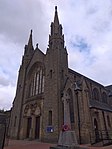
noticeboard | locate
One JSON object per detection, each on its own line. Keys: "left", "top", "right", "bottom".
{"left": 46, "top": 126, "right": 54, "bottom": 133}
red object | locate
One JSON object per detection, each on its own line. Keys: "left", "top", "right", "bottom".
{"left": 62, "top": 124, "right": 70, "bottom": 131}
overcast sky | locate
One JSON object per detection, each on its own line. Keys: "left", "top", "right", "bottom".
{"left": 1, "top": 0, "right": 112, "bottom": 110}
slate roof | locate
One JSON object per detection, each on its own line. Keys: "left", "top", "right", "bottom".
{"left": 89, "top": 99, "right": 112, "bottom": 112}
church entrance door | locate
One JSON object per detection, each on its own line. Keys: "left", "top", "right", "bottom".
{"left": 35, "top": 116, "right": 40, "bottom": 139}
{"left": 26, "top": 117, "right": 32, "bottom": 138}
{"left": 94, "top": 118, "right": 100, "bottom": 142}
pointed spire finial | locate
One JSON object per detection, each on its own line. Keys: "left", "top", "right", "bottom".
{"left": 36, "top": 43, "right": 38, "bottom": 48}
{"left": 24, "top": 29, "right": 34, "bottom": 56}
{"left": 55, "top": 6, "right": 57, "bottom": 12}
{"left": 54, "top": 6, "right": 59, "bottom": 25}
{"left": 31, "top": 29, "right": 32, "bottom": 34}
{"left": 28, "top": 29, "right": 33, "bottom": 47}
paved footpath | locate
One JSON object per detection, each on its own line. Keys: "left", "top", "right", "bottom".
{"left": 3, "top": 139, "right": 112, "bottom": 149}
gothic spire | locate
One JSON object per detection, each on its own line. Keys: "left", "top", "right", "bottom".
{"left": 28, "top": 29, "right": 33, "bottom": 48}
{"left": 54, "top": 6, "right": 59, "bottom": 25}
{"left": 50, "top": 6, "right": 62, "bottom": 36}
{"left": 24, "top": 29, "right": 34, "bottom": 56}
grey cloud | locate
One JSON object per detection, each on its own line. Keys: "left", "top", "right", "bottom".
{"left": 0, "top": 85, "right": 15, "bottom": 110}
{"left": 0, "top": 0, "right": 50, "bottom": 50}
{"left": 1, "top": 0, "right": 112, "bottom": 110}
{"left": 0, "top": 75, "right": 9, "bottom": 86}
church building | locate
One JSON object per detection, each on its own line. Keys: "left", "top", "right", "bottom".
{"left": 9, "top": 6, "right": 112, "bottom": 144}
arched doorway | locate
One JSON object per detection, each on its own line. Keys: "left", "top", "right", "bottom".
{"left": 94, "top": 118, "right": 100, "bottom": 142}
{"left": 26, "top": 117, "right": 32, "bottom": 138}
{"left": 24, "top": 104, "right": 41, "bottom": 139}
{"left": 35, "top": 116, "right": 40, "bottom": 139}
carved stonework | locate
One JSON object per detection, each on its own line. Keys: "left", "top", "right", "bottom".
{"left": 30, "top": 104, "right": 35, "bottom": 115}
{"left": 62, "top": 91, "right": 71, "bottom": 127}
{"left": 24, "top": 103, "right": 40, "bottom": 116}
{"left": 35, "top": 106, "right": 40, "bottom": 116}
{"left": 24, "top": 105, "right": 29, "bottom": 114}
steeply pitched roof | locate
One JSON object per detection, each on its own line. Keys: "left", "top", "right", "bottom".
{"left": 89, "top": 99, "right": 112, "bottom": 112}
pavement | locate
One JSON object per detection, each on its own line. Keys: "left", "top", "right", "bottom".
{"left": 3, "top": 139, "right": 112, "bottom": 149}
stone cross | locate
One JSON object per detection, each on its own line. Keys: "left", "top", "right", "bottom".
{"left": 57, "top": 90, "right": 83, "bottom": 148}
{"left": 62, "top": 91, "right": 71, "bottom": 128}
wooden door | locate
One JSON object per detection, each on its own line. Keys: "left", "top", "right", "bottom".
{"left": 26, "top": 117, "right": 32, "bottom": 138}
{"left": 35, "top": 116, "right": 40, "bottom": 139}
{"left": 94, "top": 118, "right": 99, "bottom": 142}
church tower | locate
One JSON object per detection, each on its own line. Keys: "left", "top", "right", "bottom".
{"left": 9, "top": 30, "right": 34, "bottom": 139}
{"left": 42, "top": 6, "right": 68, "bottom": 142}
{"left": 22, "top": 30, "right": 34, "bottom": 65}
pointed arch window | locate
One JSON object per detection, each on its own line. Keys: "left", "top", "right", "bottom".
{"left": 107, "top": 115, "right": 111, "bottom": 127}
{"left": 93, "top": 88, "right": 99, "bottom": 101}
{"left": 28, "top": 66, "right": 44, "bottom": 97}
{"left": 42, "top": 76, "right": 45, "bottom": 93}
{"left": 102, "top": 92, "right": 107, "bottom": 103}
{"left": 59, "top": 24, "right": 62, "bottom": 35}
{"left": 36, "top": 73, "right": 39, "bottom": 95}
{"left": 48, "top": 110, "right": 52, "bottom": 125}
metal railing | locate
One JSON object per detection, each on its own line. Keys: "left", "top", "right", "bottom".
{"left": 90, "top": 130, "right": 112, "bottom": 146}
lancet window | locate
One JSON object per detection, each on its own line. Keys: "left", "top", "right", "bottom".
{"left": 28, "top": 66, "right": 44, "bottom": 97}
{"left": 102, "top": 92, "right": 107, "bottom": 104}
{"left": 92, "top": 88, "right": 99, "bottom": 101}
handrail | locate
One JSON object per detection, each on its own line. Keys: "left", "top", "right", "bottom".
{"left": 90, "top": 130, "right": 112, "bottom": 146}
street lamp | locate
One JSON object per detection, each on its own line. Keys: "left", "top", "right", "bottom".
{"left": 74, "top": 82, "right": 82, "bottom": 144}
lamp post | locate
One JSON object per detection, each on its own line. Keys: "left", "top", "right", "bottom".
{"left": 74, "top": 82, "right": 82, "bottom": 144}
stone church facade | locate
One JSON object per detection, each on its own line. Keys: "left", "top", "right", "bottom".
{"left": 9, "top": 7, "right": 112, "bottom": 144}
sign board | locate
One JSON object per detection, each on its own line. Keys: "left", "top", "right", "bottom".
{"left": 46, "top": 126, "right": 54, "bottom": 133}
